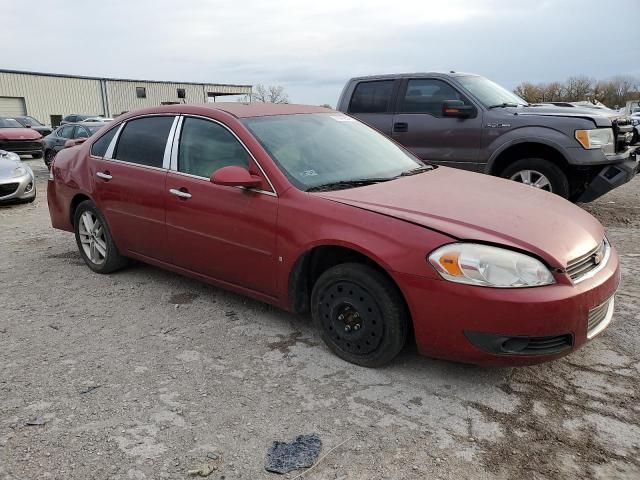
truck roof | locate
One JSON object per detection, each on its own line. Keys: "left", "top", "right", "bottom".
{"left": 345, "top": 72, "right": 480, "bottom": 82}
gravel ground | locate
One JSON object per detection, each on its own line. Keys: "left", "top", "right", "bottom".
{"left": 1, "top": 159, "right": 639, "bottom": 480}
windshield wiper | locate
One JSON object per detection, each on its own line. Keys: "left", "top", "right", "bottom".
{"left": 306, "top": 177, "right": 394, "bottom": 192}
{"left": 398, "top": 165, "right": 435, "bottom": 177}
{"left": 487, "top": 102, "right": 520, "bottom": 109}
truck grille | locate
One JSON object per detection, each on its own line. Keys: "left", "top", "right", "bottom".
{"left": 587, "top": 296, "right": 614, "bottom": 339}
{"left": 0, "top": 183, "right": 19, "bottom": 197}
{"left": 566, "top": 240, "right": 609, "bottom": 282}
{"left": 612, "top": 118, "right": 633, "bottom": 153}
{"left": 0, "top": 140, "right": 42, "bottom": 152}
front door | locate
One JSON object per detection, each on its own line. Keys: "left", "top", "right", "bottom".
{"left": 392, "top": 78, "right": 483, "bottom": 171}
{"left": 165, "top": 116, "right": 278, "bottom": 296}
{"left": 92, "top": 115, "right": 176, "bottom": 262}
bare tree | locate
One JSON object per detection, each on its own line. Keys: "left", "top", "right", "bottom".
{"left": 249, "top": 84, "right": 290, "bottom": 104}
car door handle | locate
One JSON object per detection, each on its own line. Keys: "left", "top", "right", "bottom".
{"left": 96, "top": 171, "right": 112, "bottom": 181}
{"left": 169, "top": 188, "right": 192, "bottom": 199}
{"left": 393, "top": 122, "right": 408, "bottom": 133}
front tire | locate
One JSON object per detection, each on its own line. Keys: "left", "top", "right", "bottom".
{"left": 44, "top": 149, "right": 56, "bottom": 168}
{"left": 501, "top": 158, "right": 569, "bottom": 199}
{"left": 32, "top": 151, "right": 43, "bottom": 159}
{"left": 311, "top": 263, "right": 408, "bottom": 367}
{"left": 73, "top": 200, "right": 127, "bottom": 274}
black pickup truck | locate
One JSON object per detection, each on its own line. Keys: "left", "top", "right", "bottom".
{"left": 337, "top": 72, "right": 638, "bottom": 201}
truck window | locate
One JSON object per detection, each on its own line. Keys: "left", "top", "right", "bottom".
{"left": 401, "top": 79, "right": 468, "bottom": 116}
{"left": 349, "top": 80, "right": 394, "bottom": 114}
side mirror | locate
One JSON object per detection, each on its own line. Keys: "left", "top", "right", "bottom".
{"left": 442, "top": 100, "right": 475, "bottom": 118}
{"left": 210, "top": 166, "right": 262, "bottom": 188}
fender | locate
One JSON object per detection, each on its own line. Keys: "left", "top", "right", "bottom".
{"left": 484, "top": 126, "right": 575, "bottom": 174}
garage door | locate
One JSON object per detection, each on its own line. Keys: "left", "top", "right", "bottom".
{"left": 0, "top": 97, "right": 26, "bottom": 116}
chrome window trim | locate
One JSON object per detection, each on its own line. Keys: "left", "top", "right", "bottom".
{"left": 171, "top": 114, "right": 278, "bottom": 197}
{"left": 98, "top": 157, "right": 168, "bottom": 173}
{"left": 104, "top": 122, "right": 125, "bottom": 159}
{"left": 168, "top": 169, "right": 277, "bottom": 197}
{"left": 169, "top": 116, "right": 184, "bottom": 171}
{"left": 572, "top": 239, "right": 611, "bottom": 284}
{"left": 163, "top": 116, "right": 180, "bottom": 170}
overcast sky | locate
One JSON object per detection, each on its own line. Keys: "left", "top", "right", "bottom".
{"left": 2, "top": 0, "right": 639, "bottom": 106}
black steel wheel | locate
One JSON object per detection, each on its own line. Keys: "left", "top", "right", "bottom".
{"left": 311, "top": 263, "right": 408, "bottom": 367}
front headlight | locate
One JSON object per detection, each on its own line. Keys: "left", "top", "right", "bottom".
{"left": 575, "top": 128, "right": 614, "bottom": 149}
{"left": 428, "top": 243, "right": 555, "bottom": 288}
{"left": 12, "top": 166, "right": 28, "bottom": 178}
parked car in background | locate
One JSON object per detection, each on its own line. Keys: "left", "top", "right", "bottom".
{"left": 631, "top": 114, "right": 640, "bottom": 145}
{"left": 12, "top": 115, "right": 53, "bottom": 137}
{"left": 337, "top": 72, "right": 638, "bottom": 202}
{"left": 60, "top": 114, "right": 94, "bottom": 125}
{"left": 83, "top": 117, "right": 113, "bottom": 123}
{"left": 43, "top": 122, "right": 107, "bottom": 167}
{"left": 0, "top": 149, "right": 36, "bottom": 203}
{"left": 0, "top": 117, "right": 43, "bottom": 158}
{"left": 48, "top": 103, "right": 618, "bottom": 367}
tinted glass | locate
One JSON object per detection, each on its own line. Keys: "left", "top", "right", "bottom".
{"left": 59, "top": 125, "right": 74, "bottom": 138}
{"left": 243, "top": 113, "right": 421, "bottom": 190}
{"left": 74, "top": 126, "right": 89, "bottom": 138}
{"left": 178, "top": 117, "right": 249, "bottom": 178}
{"left": 0, "top": 118, "right": 22, "bottom": 127}
{"left": 91, "top": 127, "right": 118, "bottom": 157}
{"left": 349, "top": 80, "right": 394, "bottom": 114}
{"left": 400, "top": 79, "right": 469, "bottom": 116}
{"left": 114, "top": 116, "right": 174, "bottom": 168}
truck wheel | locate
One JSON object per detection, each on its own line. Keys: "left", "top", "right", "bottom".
{"left": 501, "top": 158, "right": 569, "bottom": 199}
{"left": 311, "top": 263, "right": 408, "bottom": 367}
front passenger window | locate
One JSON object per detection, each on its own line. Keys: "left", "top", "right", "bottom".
{"left": 400, "top": 79, "right": 469, "bottom": 116}
{"left": 177, "top": 117, "right": 249, "bottom": 178}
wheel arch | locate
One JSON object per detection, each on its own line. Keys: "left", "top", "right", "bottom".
{"left": 69, "top": 193, "right": 94, "bottom": 227}
{"left": 487, "top": 141, "right": 571, "bottom": 177}
{"left": 287, "top": 243, "right": 410, "bottom": 320}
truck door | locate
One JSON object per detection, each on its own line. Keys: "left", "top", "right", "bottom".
{"left": 391, "top": 78, "right": 483, "bottom": 171}
{"left": 346, "top": 79, "right": 399, "bottom": 136}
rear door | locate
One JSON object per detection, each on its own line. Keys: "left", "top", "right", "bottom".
{"left": 91, "top": 115, "right": 177, "bottom": 262}
{"left": 392, "top": 78, "right": 483, "bottom": 171}
{"left": 165, "top": 116, "right": 279, "bottom": 296}
{"left": 346, "top": 80, "right": 398, "bottom": 135}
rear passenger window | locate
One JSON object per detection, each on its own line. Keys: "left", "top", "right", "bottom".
{"left": 349, "top": 80, "right": 394, "bottom": 114}
{"left": 400, "top": 79, "right": 469, "bottom": 116}
{"left": 177, "top": 117, "right": 249, "bottom": 178}
{"left": 114, "top": 116, "right": 174, "bottom": 168}
{"left": 91, "top": 127, "right": 118, "bottom": 157}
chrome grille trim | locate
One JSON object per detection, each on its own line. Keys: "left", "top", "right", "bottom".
{"left": 587, "top": 296, "right": 615, "bottom": 339}
{"left": 567, "top": 239, "right": 610, "bottom": 284}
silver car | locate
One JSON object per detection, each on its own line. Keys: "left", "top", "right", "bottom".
{"left": 0, "top": 150, "right": 36, "bottom": 203}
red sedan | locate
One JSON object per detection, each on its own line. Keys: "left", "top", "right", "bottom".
{"left": 47, "top": 103, "right": 619, "bottom": 367}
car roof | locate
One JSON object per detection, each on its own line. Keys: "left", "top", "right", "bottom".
{"left": 345, "top": 72, "right": 480, "bottom": 82}
{"left": 116, "top": 103, "right": 333, "bottom": 120}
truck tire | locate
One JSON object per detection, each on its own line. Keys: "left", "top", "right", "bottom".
{"left": 501, "top": 158, "right": 569, "bottom": 199}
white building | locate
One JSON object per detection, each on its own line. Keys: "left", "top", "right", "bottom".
{"left": 0, "top": 69, "right": 252, "bottom": 126}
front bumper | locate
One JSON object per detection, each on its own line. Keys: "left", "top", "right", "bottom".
{"left": 0, "top": 139, "right": 43, "bottom": 156}
{"left": 0, "top": 171, "right": 36, "bottom": 203}
{"left": 577, "top": 147, "right": 639, "bottom": 203}
{"left": 395, "top": 245, "right": 620, "bottom": 366}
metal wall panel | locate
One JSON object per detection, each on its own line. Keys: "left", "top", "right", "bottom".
{"left": 0, "top": 72, "right": 104, "bottom": 125}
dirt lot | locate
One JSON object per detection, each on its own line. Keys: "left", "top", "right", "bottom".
{"left": 1, "top": 159, "right": 639, "bottom": 480}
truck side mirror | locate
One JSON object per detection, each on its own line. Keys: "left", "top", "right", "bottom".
{"left": 442, "top": 100, "right": 475, "bottom": 118}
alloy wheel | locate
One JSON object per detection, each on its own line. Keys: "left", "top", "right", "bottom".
{"left": 509, "top": 169, "right": 552, "bottom": 192}
{"left": 78, "top": 211, "right": 107, "bottom": 265}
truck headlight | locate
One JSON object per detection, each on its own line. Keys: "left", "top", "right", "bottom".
{"left": 428, "top": 243, "right": 555, "bottom": 288}
{"left": 575, "top": 128, "right": 614, "bottom": 149}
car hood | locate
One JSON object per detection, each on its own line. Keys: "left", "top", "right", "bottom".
{"left": 0, "top": 154, "right": 22, "bottom": 178}
{"left": 314, "top": 168, "right": 604, "bottom": 268}
{"left": 0, "top": 128, "right": 42, "bottom": 140}
{"left": 507, "top": 105, "right": 612, "bottom": 127}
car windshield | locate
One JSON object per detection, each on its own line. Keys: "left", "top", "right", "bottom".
{"left": 242, "top": 113, "right": 423, "bottom": 191}
{"left": 457, "top": 75, "right": 528, "bottom": 108}
{"left": 0, "top": 118, "right": 23, "bottom": 128}
{"left": 18, "top": 116, "right": 43, "bottom": 126}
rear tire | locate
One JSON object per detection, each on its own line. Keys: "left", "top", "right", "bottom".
{"left": 311, "top": 263, "right": 408, "bottom": 367}
{"left": 73, "top": 200, "right": 127, "bottom": 274}
{"left": 501, "top": 158, "right": 569, "bottom": 199}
